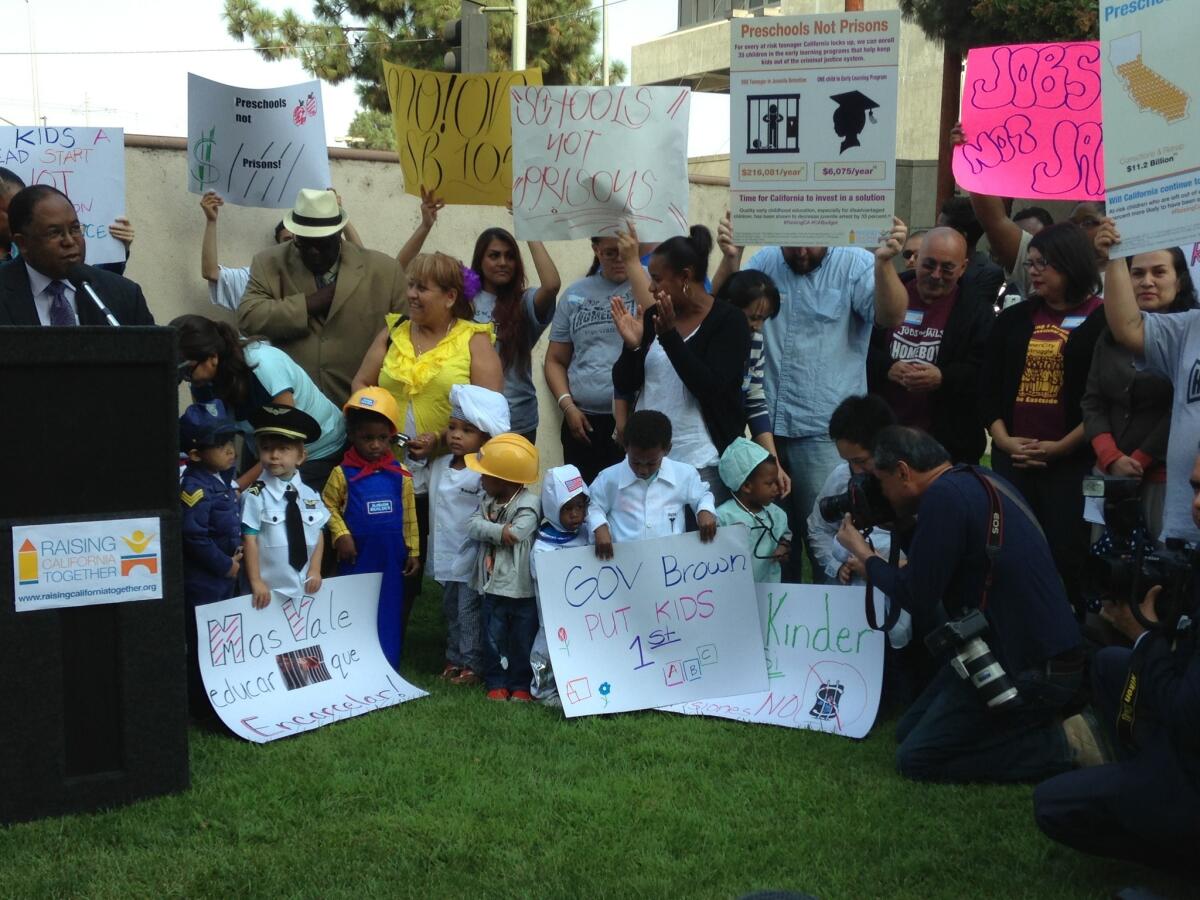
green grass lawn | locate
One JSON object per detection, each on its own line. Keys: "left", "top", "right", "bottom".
{"left": 0, "top": 579, "right": 1189, "bottom": 899}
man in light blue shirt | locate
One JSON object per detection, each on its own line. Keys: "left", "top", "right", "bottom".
{"left": 714, "top": 213, "right": 909, "bottom": 580}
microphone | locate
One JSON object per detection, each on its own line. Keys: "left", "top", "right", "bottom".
{"left": 66, "top": 264, "right": 121, "bottom": 327}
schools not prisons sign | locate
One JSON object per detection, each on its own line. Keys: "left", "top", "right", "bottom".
{"left": 0, "top": 126, "right": 126, "bottom": 265}
{"left": 197, "top": 574, "right": 427, "bottom": 743}
{"left": 510, "top": 85, "right": 691, "bottom": 240}
{"left": 954, "top": 43, "right": 1104, "bottom": 202}
{"left": 534, "top": 528, "right": 768, "bottom": 718}
{"left": 663, "top": 583, "right": 885, "bottom": 739}
{"left": 383, "top": 63, "right": 543, "bottom": 206}
{"left": 187, "top": 74, "right": 332, "bottom": 209}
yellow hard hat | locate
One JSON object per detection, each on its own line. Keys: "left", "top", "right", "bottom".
{"left": 465, "top": 433, "right": 539, "bottom": 484}
{"left": 343, "top": 387, "right": 402, "bottom": 433}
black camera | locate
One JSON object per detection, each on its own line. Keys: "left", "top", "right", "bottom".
{"left": 924, "top": 609, "right": 1021, "bottom": 710}
{"left": 819, "top": 472, "right": 895, "bottom": 530}
{"left": 1082, "top": 475, "right": 1199, "bottom": 631}
{"left": 390, "top": 431, "right": 412, "bottom": 450}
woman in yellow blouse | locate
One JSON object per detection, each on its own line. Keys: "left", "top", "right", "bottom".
{"left": 352, "top": 251, "right": 502, "bottom": 638}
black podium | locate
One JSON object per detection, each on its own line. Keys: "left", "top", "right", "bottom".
{"left": 0, "top": 327, "right": 189, "bottom": 824}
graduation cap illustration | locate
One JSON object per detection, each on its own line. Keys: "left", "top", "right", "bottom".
{"left": 830, "top": 90, "right": 879, "bottom": 155}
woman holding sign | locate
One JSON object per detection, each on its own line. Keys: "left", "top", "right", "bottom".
{"left": 396, "top": 191, "right": 561, "bottom": 442}
{"left": 610, "top": 222, "right": 752, "bottom": 505}
{"left": 981, "top": 223, "right": 1106, "bottom": 618}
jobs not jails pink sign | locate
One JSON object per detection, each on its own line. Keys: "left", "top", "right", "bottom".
{"left": 953, "top": 42, "right": 1104, "bottom": 201}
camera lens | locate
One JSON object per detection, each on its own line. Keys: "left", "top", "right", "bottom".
{"left": 953, "top": 638, "right": 1020, "bottom": 709}
{"left": 819, "top": 492, "right": 851, "bottom": 523}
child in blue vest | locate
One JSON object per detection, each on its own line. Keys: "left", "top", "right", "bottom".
{"left": 179, "top": 399, "right": 241, "bottom": 715}
{"left": 323, "top": 387, "right": 419, "bottom": 669}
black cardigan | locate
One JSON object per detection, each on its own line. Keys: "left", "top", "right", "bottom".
{"left": 979, "top": 297, "right": 1107, "bottom": 458}
{"left": 612, "top": 298, "right": 751, "bottom": 454}
{"left": 868, "top": 269, "right": 996, "bottom": 463}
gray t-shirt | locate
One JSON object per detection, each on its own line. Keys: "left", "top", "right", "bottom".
{"left": 473, "top": 286, "right": 550, "bottom": 434}
{"left": 548, "top": 274, "right": 637, "bottom": 414}
{"left": 1139, "top": 309, "right": 1200, "bottom": 541}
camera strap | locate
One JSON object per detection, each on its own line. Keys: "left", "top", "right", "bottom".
{"left": 864, "top": 540, "right": 903, "bottom": 632}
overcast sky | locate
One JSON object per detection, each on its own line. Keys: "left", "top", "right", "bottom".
{"left": 0, "top": 0, "right": 728, "bottom": 155}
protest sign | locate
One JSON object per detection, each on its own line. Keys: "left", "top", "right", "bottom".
{"left": 0, "top": 126, "right": 126, "bottom": 265}
{"left": 187, "top": 74, "right": 331, "bottom": 210}
{"left": 1102, "top": 2, "right": 1200, "bottom": 258}
{"left": 383, "top": 63, "right": 542, "bottom": 206}
{"left": 12, "top": 516, "right": 162, "bottom": 611}
{"left": 196, "top": 574, "right": 427, "bottom": 743}
{"left": 662, "top": 583, "right": 885, "bottom": 739}
{"left": 954, "top": 43, "right": 1104, "bottom": 202}
{"left": 509, "top": 85, "right": 691, "bottom": 240}
{"left": 534, "top": 528, "right": 768, "bottom": 718}
{"left": 729, "top": 11, "right": 900, "bottom": 247}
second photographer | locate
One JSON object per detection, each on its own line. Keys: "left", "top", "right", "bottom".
{"left": 836, "top": 426, "right": 1090, "bottom": 783}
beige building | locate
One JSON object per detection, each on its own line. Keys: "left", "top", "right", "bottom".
{"left": 632, "top": 0, "right": 944, "bottom": 228}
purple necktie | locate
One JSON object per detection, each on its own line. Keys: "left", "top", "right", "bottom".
{"left": 46, "top": 280, "right": 77, "bottom": 326}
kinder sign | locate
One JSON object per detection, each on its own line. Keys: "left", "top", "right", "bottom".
{"left": 197, "top": 574, "right": 427, "bottom": 743}
{"left": 12, "top": 516, "right": 163, "bottom": 611}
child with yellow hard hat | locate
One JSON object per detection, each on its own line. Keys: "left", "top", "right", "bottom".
{"left": 464, "top": 432, "right": 541, "bottom": 702}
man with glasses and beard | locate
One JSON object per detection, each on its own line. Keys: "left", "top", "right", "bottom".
{"left": 714, "top": 212, "right": 908, "bottom": 581}
{"left": 238, "top": 188, "right": 407, "bottom": 407}
{"left": 868, "top": 224, "right": 995, "bottom": 464}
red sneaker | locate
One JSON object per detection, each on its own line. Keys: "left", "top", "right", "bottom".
{"left": 509, "top": 690, "right": 534, "bottom": 703}
{"left": 486, "top": 688, "right": 510, "bottom": 701}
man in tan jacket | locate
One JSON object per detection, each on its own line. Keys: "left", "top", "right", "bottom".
{"left": 239, "top": 188, "right": 407, "bottom": 407}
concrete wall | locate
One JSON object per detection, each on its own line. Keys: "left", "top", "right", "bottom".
{"left": 123, "top": 137, "right": 736, "bottom": 470}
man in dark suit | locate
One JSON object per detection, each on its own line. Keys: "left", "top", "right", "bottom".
{"left": 0, "top": 185, "right": 154, "bottom": 326}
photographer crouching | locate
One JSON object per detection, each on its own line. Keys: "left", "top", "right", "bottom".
{"left": 1032, "top": 450, "right": 1200, "bottom": 872}
{"left": 836, "top": 426, "right": 1091, "bottom": 783}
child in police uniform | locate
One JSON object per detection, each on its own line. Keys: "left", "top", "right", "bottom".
{"left": 715, "top": 437, "right": 791, "bottom": 583}
{"left": 428, "top": 384, "right": 510, "bottom": 685}
{"left": 322, "top": 387, "right": 420, "bottom": 669}
{"left": 242, "top": 404, "right": 330, "bottom": 609}
{"left": 179, "top": 399, "right": 242, "bottom": 714}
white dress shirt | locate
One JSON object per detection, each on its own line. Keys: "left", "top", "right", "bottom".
{"left": 586, "top": 456, "right": 716, "bottom": 542}
{"left": 26, "top": 263, "right": 79, "bottom": 326}
{"left": 242, "top": 470, "right": 330, "bottom": 600}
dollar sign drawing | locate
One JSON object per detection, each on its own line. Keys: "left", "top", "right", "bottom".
{"left": 192, "top": 126, "right": 220, "bottom": 189}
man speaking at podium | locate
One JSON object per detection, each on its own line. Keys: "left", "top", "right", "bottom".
{"left": 0, "top": 185, "right": 154, "bottom": 326}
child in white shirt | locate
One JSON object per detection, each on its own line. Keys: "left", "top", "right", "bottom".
{"left": 587, "top": 409, "right": 717, "bottom": 559}
{"left": 428, "top": 384, "right": 511, "bottom": 685}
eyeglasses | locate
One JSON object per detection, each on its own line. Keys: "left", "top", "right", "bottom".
{"left": 1023, "top": 257, "right": 1052, "bottom": 273}
{"left": 177, "top": 360, "right": 198, "bottom": 384}
{"left": 919, "top": 259, "right": 960, "bottom": 276}
{"left": 901, "top": 249, "right": 918, "bottom": 260}
{"left": 597, "top": 248, "right": 622, "bottom": 261}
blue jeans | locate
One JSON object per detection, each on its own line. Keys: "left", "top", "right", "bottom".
{"left": 482, "top": 594, "right": 538, "bottom": 691}
{"left": 894, "top": 661, "right": 1077, "bottom": 783}
{"left": 776, "top": 436, "right": 842, "bottom": 583}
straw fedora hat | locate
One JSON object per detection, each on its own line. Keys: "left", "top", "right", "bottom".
{"left": 283, "top": 188, "right": 347, "bottom": 238}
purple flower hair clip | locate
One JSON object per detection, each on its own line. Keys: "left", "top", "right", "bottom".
{"left": 462, "top": 265, "right": 482, "bottom": 303}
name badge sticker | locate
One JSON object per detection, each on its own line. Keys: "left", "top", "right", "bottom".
{"left": 367, "top": 500, "right": 394, "bottom": 515}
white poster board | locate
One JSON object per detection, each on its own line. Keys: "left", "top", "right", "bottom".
{"left": 0, "top": 126, "right": 126, "bottom": 265}
{"left": 1102, "top": 2, "right": 1200, "bottom": 257}
{"left": 510, "top": 85, "right": 691, "bottom": 240}
{"left": 662, "top": 583, "right": 885, "bottom": 739}
{"left": 729, "top": 12, "right": 900, "bottom": 247}
{"left": 187, "top": 73, "right": 332, "bottom": 209}
{"left": 534, "top": 528, "right": 768, "bottom": 718}
{"left": 196, "top": 574, "right": 427, "bottom": 742}
{"left": 12, "top": 516, "right": 162, "bottom": 611}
